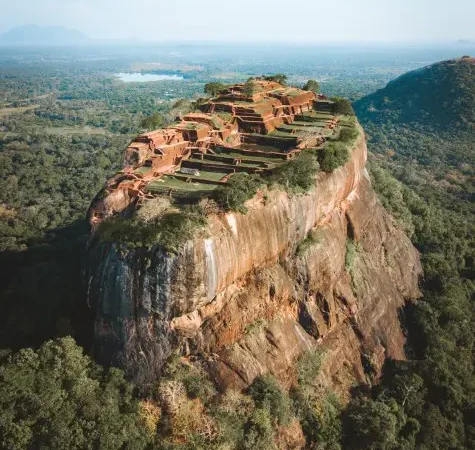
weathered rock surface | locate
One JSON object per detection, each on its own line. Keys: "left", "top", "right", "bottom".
{"left": 86, "top": 130, "right": 422, "bottom": 392}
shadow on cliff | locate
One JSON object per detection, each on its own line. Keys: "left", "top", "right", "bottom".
{"left": 0, "top": 219, "right": 94, "bottom": 352}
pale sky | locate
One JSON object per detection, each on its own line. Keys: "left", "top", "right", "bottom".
{"left": 0, "top": 0, "right": 474, "bottom": 42}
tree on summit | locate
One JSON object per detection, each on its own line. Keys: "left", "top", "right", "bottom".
{"left": 204, "top": 82, "right": 227, "bottom": 96}
{"left": 140, "top": 111, "right": 165, "bottom": 131}
{"left": 331, "top": 97, "right": 355, "bottom": 115}
{"left": 303, "top": 79, "right": 320, "bottom": 93}
{"left": 263, "top": 74, "right": 288, "bottom": 85}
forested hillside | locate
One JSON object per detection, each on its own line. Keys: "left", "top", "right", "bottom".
{"left": 0, "top": 68, "right": 200, "bottom": 351}
{"left": 356, "top": 56, "right": 474, "bottom": 129}
{"left": 349, "top": 57, "right": 474, "bottom": 449}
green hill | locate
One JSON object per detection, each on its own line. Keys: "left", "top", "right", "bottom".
{"left": 354, "top": 57, "right": 474, "bottom": 172}
{"left": 354, "top": 56, "right": 475, "bottom": 130}
{"left": 0, "top": 25, "right": 89, "bottom": 46}
{"left": 350, "top": 58, "right": 474, "bottom": 450}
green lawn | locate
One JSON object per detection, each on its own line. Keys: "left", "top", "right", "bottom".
{"left": 146, "top": 176, "right": 219, "bottom": 194}
{"left": 177, "top": 168, "right": 230, "bottom": 182}
{"left": 217, "top": 148, "right": 286, "bottom": 163}
{"left": 0, "top": 105, "right": 40, "bottom": 116}
{"left": 236, "top": 143, "right": 290, "bottom": 153}
{"left": 188, "top": 157, "right": 264, "bottom": 169}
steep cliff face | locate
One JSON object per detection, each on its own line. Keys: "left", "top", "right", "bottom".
{"left": 86, "top": 130, "right": 422, "bottom": 392}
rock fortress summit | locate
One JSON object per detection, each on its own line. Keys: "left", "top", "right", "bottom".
{"left": 88, "top": 79, "right": 334, "bottom": 223}
{"left": 86, "top": 78, "right": 422, "bottom": 394}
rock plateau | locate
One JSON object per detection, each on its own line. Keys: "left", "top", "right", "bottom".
{"left": 86, "top": 80, "right": 422, "bottom": 393}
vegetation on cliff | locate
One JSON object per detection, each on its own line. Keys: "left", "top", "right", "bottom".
{"left": 317, "top": 118, "right": 358, "bottom": 172}
{"left": 213, "top": 173, "right": 262, "bottom": 213}
{"left": 97, "top": 201, "right": 209, "bottom": 253}
{"left": 204, "top": 82, "right": 227, "bottom": 96}
{"left": 330, "top": 97, "right": 355, "bottom": 116}
{"left": 267, "top": 151, "right": 320, "bottom": 192}
{"left": 263, "top": 74, "right": 288, "bottom": 85}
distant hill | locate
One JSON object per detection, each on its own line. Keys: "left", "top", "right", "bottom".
{"left": 354, "top": 56, "right": 475, "bottom": 130}
{"left": 353, "top": 59, "right": 474, "bottom": 450}
{"left": 0, "top": 25, "right": 89, "bottom": 46}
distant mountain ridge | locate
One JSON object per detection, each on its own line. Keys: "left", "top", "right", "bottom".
{"left": 0, "top": 25, "right": 89, "bottom": 46}
{"left": 354, "top": 56, "right": 475, "bottom": 130}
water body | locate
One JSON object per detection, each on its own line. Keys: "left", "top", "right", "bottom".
{"left": 115, "top": 72, "right": 184, "bottom": 82}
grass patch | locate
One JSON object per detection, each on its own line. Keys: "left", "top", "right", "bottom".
{"left": 177, "top": 169, "right": 230, "bottom": 182}
{"left": 296, "top": 350, "right": 324, "bottom": 386}
{"left": 296, "top": 231, "right": 322, "bottom": 257}
{"left": 147, "top": 176, "right": 217, "bottom": 193}
{"left": 244, "top": 319, "right": 267, "bottom": 336}
{"left": 215, "top": 112, "right": 233, "bottom": 122}
{"left": 0, "top": 104, "right": 40, "bottom": 116}
{"left": 345, "top": 238, "right": 359, "bottom": 272}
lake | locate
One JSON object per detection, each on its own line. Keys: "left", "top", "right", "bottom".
{"left": 115, "top": 73, "right": 185, "bottom": 83}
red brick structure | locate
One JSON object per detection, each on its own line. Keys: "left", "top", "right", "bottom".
{"left": 201, "top": 80, "right": 316, "bottom": 133}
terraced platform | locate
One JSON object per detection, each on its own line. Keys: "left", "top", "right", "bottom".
{"left": 89, "top": 80, "right": 349, "bottom": 225}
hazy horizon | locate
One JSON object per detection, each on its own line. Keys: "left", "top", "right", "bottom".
{"left": 1, "top": 0, "right": 474, "bottom": 43}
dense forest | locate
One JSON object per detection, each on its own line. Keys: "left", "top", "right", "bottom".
{"left": 0, "top": 51, "right": 473, "bottom": 449}
{"left": 0, "top": 68, "right": 200, "bottom": 351}
{"left": 350, "top": 57, "right": 474, "bottom": 449}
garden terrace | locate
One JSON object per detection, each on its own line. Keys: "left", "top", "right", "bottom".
{"left": 240, "top": 132, "right": 301, "bottom": 150}
{"left": 220, "top": 144, "right": 296, "bottom": 158}
{"left": 189, "top": 152, "right": 280, "bottom": 169}
{"left": 183, "top": 154, "right": 266, "bottom": 171}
